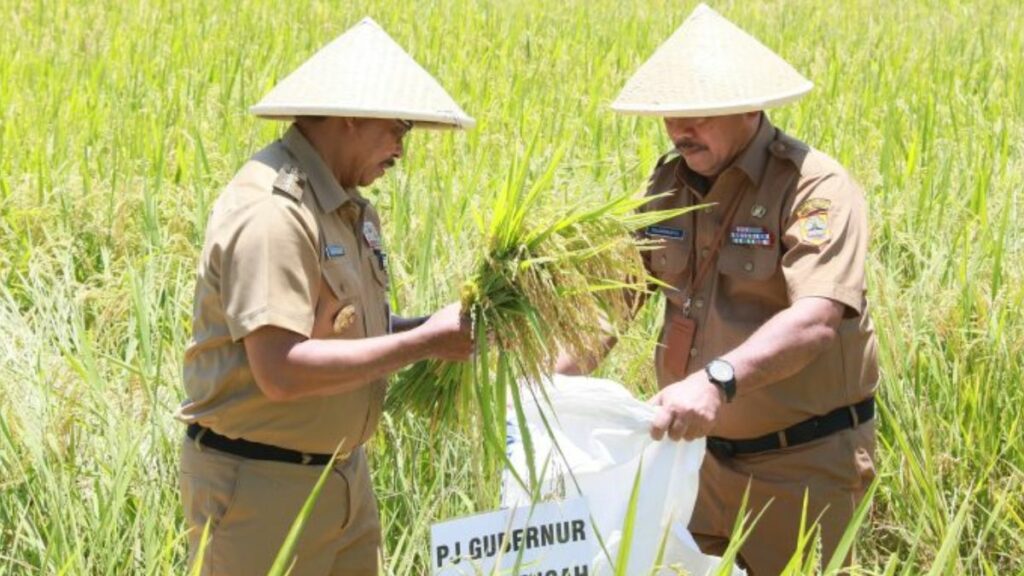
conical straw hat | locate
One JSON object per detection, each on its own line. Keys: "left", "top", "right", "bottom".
{"left": 251, "top": 17, "right": 475, "bottom": 129}
{"left": 611, "top": 4, "right": 812, "bottom": 117}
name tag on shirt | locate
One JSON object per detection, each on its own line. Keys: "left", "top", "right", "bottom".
{"left": 325, "top": 244, "right": 346, "bottom": 259}
{"left": 646, "top": 225, "right": 686, "bottom": 240}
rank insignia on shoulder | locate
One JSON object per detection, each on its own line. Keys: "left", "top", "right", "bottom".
{"left": 646, "top": 225, "right": 686, "bottom": 240}
{"left": 324, "top": 244, "right": 346, "bottom": 259}
{"left": 729, "top": 226, "right": 774, "bottom": 247}
{"left": 272, "top": 164, "right": 306, "bottom": 202}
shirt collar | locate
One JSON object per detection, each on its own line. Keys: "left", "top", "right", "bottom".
{"left": 281, "top": 125, "right": 353, "bottom": 214}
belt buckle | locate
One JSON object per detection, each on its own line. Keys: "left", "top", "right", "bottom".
{"left": 706, "top": 437, "right": 735, "bottom": 459}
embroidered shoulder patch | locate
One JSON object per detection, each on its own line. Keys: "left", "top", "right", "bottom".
{"left": 794, "top": 198, "right": 832, "bottom": 245}
{"left": 794, "top": 198, "right": 831, "bottom": 218}
{"left": 799, "top": 212, "right": 831, "bottom": 245}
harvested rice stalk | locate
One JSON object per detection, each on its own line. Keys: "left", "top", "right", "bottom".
{"left": 386, "top": 145, "right": 688, "bottom": 464}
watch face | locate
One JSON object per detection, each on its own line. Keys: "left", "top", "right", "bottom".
{"left": 708, "top": 360, "right": 734, "bottom": 382}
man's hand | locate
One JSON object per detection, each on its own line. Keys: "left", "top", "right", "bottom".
{"left": 650, "top": 372, "right": 724, "bottom": 441}
{"left": 413, "top": 302, "right": 474, "bottom": 361}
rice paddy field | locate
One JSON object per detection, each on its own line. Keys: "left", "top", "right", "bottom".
{"left": 1, "top": 0, "right": 1022, "bottom": 573}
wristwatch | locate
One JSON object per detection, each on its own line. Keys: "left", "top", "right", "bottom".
{"left": 705, "top": 359, "right": 737, "bottom": 403}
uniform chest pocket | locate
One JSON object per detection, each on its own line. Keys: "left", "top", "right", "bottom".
{"left": 648, "top": 239, "right": 691, "bottom": 276}
{"left": 321, "top": 258, "right": 362, "bottom": 302}
{"left": 718, "top": 243, "right": 780, "bottom": 281}
{"left": 645, "top": 217, "right": 693, "bottom": 280}
{"left": 317, "top": 258, "right": 365, "bottom": 339}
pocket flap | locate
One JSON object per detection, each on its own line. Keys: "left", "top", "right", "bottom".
{"left": 321, "top": 258, "right": 362, "bottom": 304}
{"left": 718, "top": 243, "right": 779, "bottom": 281}
{"left": 644, "top": 213, "right": 693, "bottom": 276}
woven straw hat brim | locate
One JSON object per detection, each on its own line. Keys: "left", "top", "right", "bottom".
{"left": 611, "top": 85, "right": 812, "bottom": 117}
{"left": 611, "top": 4, "right": 813, "bottom": 118}
{"left": 251, "top": 17, "right": 474, "bottom": 130}
{"left": 252, "top": 107, "right": 474, "bottom": 130}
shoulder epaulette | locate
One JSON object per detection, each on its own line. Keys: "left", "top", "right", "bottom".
{"left": 768, "top": 131, "right": 810, "bottom": 163}
{"left": 272, "top": 163, "right": 306, "bottom": 202}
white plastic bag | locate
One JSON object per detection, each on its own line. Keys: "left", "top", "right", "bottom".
{"left": 502, "top": 374, "right": 745, "bottom": 576}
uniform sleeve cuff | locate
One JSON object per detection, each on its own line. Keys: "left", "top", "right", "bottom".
{"left": 227, "top": 306, "right": 314, "bottom": 341}
{"left": 788, "top": 282, "right": 863, "bottom": 316}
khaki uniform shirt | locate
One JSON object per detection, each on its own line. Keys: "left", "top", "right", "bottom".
{"left": 176, "top": 126, "right": 391, "bottom": 455}
{"left": 641, "top": 117, "right": 879, "bottom": 440}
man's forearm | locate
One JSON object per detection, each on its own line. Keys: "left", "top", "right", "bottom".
{"left": 246, "top": 328, "right": 432, "bottom": 401}
{"left": 720, "top": 297, "right": 843, "bottom": 396}
{"left": 247, "top": 304, "right": 471, "bottom": 402}
{"left": 282, "top": 331, "right": 434, "bottom": 397}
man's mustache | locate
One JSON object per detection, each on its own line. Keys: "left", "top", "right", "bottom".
{"left": 674, "top": 138, "right": 706, "bottom": 152}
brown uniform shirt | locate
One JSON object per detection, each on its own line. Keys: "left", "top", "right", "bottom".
{"left": 176, "top": 126, "right": 391, "bottom": 455}
{"left": 641, "top": 116, "right": 879, "bottom": 439}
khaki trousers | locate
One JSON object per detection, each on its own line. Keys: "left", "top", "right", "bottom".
{"left": 689, "top": 421, "right": 876, "bottom": 575}
{"left": 180, "top": 437, "right": 381, "bottom": 576}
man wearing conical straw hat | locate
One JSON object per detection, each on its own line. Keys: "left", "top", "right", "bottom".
{"left": 175, "top": 18, "right": 474, "bottom": 575}
{"left": 611, "top": 4, "right": 877, "bottom": 573}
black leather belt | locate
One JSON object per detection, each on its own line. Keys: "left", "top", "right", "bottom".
{"left": 187, "top": 423, "right": 334, "bottom": 466}
{"left": 706, "top": 397, "right": 874, "bottom": 459}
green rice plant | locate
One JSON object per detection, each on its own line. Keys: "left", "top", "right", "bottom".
{"left": 822, "top": 481, "right": 879, "bottom": 575}
{"left": 614, "top": 454, "right": 644, "bottom": 576}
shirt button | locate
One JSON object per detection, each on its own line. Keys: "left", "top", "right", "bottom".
{"left": 700, "top": 247, "right": 710, "bottom": 259}
{"left": 689, "top": 347, "right": 699, "bottom": 358}
{"left": 694, "top": 298, "right": 705, "bottom": 309}
{"left": 743, "top": 261, "right": 754, "bottom": 272}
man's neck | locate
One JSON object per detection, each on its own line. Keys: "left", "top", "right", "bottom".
{"left": 295, "top": 122, "right": 358, "bottom": 189}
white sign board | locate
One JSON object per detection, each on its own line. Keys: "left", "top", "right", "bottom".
{"left": 431, "top": 497, "right": 596, "bottom": 576}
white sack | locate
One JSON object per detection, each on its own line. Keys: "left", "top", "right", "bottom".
{"left": 502, "top": 374, "right": 745, "bottom": 576}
